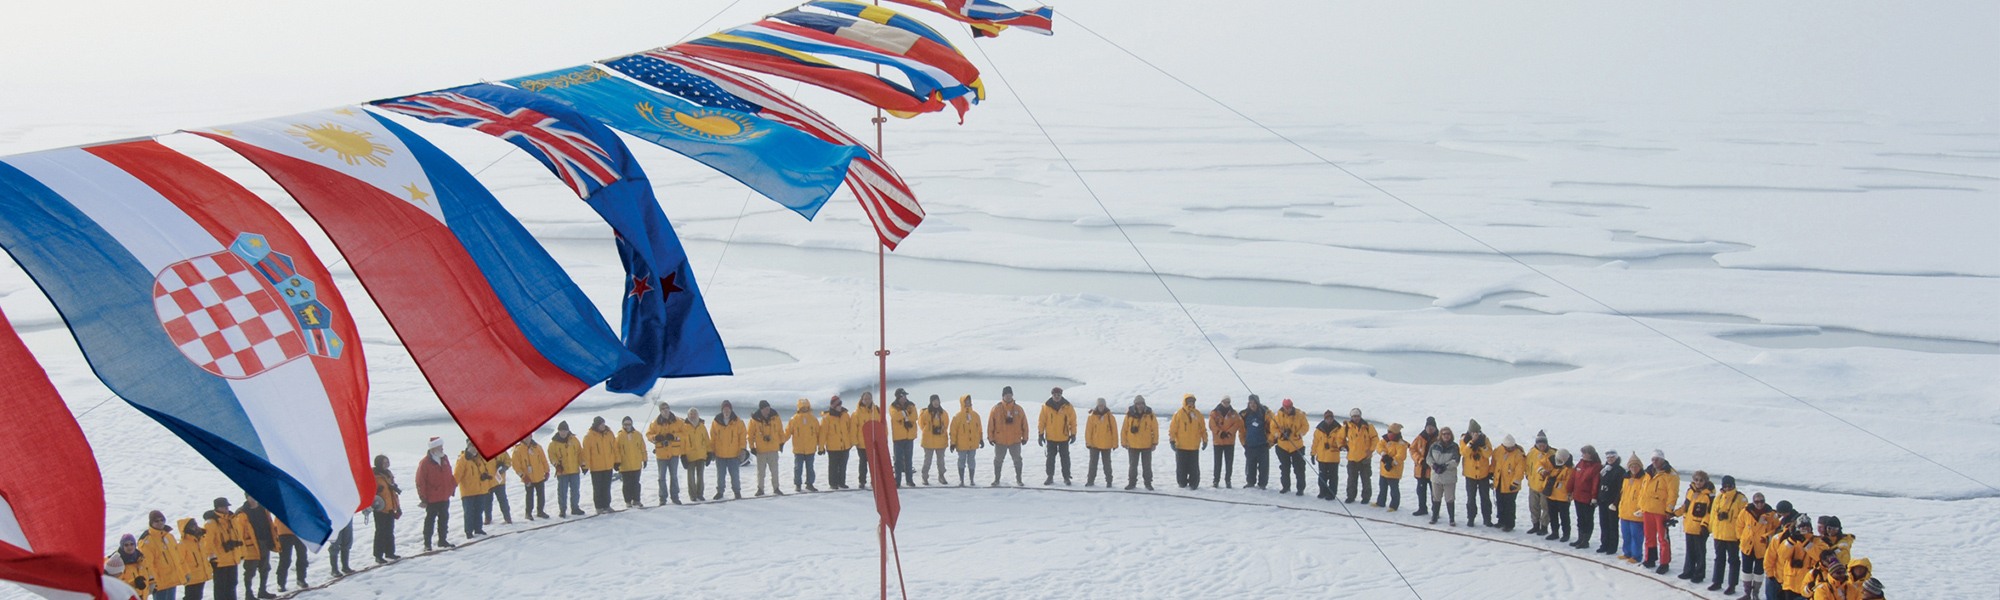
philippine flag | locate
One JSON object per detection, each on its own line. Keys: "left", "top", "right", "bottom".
{"left": 0, "top": 140, "right": 372, "bottom": 547}
{"left": 194, "top": 107, "right": 637, "bottom": 458}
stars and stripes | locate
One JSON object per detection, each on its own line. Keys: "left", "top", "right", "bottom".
{"left": 376, "top": 92, "right": 620, "bottom": 198}
{"left": 608, "top": 50, "right": 926, "bottom": 249}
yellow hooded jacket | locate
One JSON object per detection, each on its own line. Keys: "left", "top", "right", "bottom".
{"left": 136, "top": 525, "right": 184, "bottom": 589}
{"left": 1711, "top": 490, "right": 1748, "bottom": 542}
{"left": 647, "top": 416, "right": 690, "bottom": 460}
{"left": 1379, "top": 435, "right": 1410, "bottom": 479}
{"left": 749, "top": 410, "right": 788, "bottom": 454}
{"left": 1493, "top": 444, "right": 1528, "bottom": 494}
{"left": 684, "top": 418, "right": 712, "bottom": 461}
{"left": 1121, "top": 406, "right": 1159, "bottom": 450}
{"left": 511, "top": 442, "right": 551, "bottom": 485}
{"left": 1461, "top": 437, "right": 1495, "bottom": 481}
{"left": 1342, "top": 420, "right": 1378, "bottom": 462}
{"left": 1312, "top": 421, "right": 1343, "bottom": 463}
{"left": 176, "top": 518, "right": 212, "bottom": 586}
{"left": 919, "top": 404, "right": 952, "bottom": 450}
{"left": 1527, "top": 447, "right": 1551, "bottom": 495}
{"left": 1678, "top": 484, "right": 1717, "bottom": 535}
{"left": 1270, "top": 408, "right": 1309, "bottom": 453}
{"left": 891, "top": 401, "right": 920, "bottom": 442}
{"left": 788, "top": 401, "right": 822, "bottom": 455}
{"left": 950, "top": 396, "right": 983, "bottom": 451}
{"left": 616, "top": 427, "right": 647, "bottom": 472}
{"left": 1039, "top": 398, "right": 1077, "bottom": 443}
{"left": 203, "top": 513, "right": 242, "bottom": 568}
{"left": 455, "top": 451, "right": 494, "bottom": 496}
{"left": 582, "top": 427, "right": 619, "bottom": 472}
{"left": 1620, "top": 470, "right": 1648, "bottom": 521}
{"left": 822, "top": 406, "right": 857, "bottom": 452}
{"left": 1640, "top": 467, "right": 1680, "bottom": 515}
{"left": 988, "top": 400, "right": 1029, "bottom": 446}
{"left": 1084, "top": 408, "right": 1118, "bottom": 450}
{"left": 853, "top": 402, "right": 880, "bottom": 449}
{"left": 711, "top": 414, "right": 748, "bottom": 459}
{"left": 1168, "top": 405, "right": 1206, "bottom": 451}
{"left": 548, "top": 433, "right": 584, "bottom": 476}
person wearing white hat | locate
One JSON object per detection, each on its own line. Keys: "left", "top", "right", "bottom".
{"left": 1341, "top": 408, "right": 1377, "bottom": 504}
{"left": 414, "top": 436, "right": 457, "bottom": 552}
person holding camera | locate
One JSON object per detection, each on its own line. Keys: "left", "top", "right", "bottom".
{"left": 1084, "top": 397, "right": 1118, "bottom": 487}
{"left": 749, "top": 401, "right": 788, "bottom": 497}
{"left": 1459, "top": 421, "right": 1496, "bottom": 528}
{"left": 1542, "top": 449, "right": 1575, "bottom": 543}
{"left": 1425, "top": 427, "right": 1462, "bottom": 525}
{"left": 204, "top": 499, "right": 244, "bottom": 600}
{"left": 1271, "top": 399, "right": 1309, "bottom": 496}
{"left": 710, "top": 402, "right": 748, "bottom": 500}
{"left": 648, "top": 402, "right": 690, "bottom": 505}
{"left": 890, "top": 389, "right": 921, "bottom": 487}
{"left": 1708, "top": 475, "right": 1748, "bottom": 594}
{"left": 1207, "top": 396, "right": 1242, "bottom": 489}
{"left": 1410, "top": 418, "right": 1439, "bottom": 517}
{"left": 1640, "top": 450, "right": 1682, "bottom": 574}
{"left": 453, "top": 439, "right": 493, "bottom": 538}
{"left": 988, "top": 387, "right": 1030, "bottom": 487}
{"left": 918, "top": 394, "right": 952, "bottom": 485}
{"left": 951, "top": 395, "right": 984, "bottom": 486}
{"left": 1312, "top": 410, "right": 1343, "bottom": 500}
{"left": 1341, "top": 408, "right": 1377, "bottom": 504}
{"left": 1121, "top": 395, "right": 1159, "bottom": 491}
{"left": 1492, "top": 435, "right": 1527, "bottom": 532}
{"left": 1676, "top": 470, "right": 1717, "bottom": 584}
{"left": 1376, "top": 423, "right": 1409, "bottom": 511}
{"left": 510, "top": 438, "right": 550, "bottom": 519}
{"left": 1039, "top": 387, "right": 1078, "bottom": 486}
{"left": 823, "top": 396, "right": 858, "bottom": 490}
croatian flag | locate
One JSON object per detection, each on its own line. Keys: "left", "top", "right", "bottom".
{"left": 375, "top": 84, "right": 731, "bottom": 394}
{"left": 193, "top": 107, "right": 638, "bottom": 458}
{"left": 0, "top": 140, "right": 372, "bottom": 547}
{"left": 507, "top": 65, "right": 864, "bottom": 220}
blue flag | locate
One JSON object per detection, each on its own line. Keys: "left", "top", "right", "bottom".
{"left": 375, "top": 84, "right": 730, "bottom": 394}
{"left": 507, "top": 65, "right": 863, "bottom": 219}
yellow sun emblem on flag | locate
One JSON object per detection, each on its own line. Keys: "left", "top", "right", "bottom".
{"left": 636, "top": 102, "right": 767, "bottom": 142}
{"left": 286, "top": 122, "right": 394, "bottom": 167}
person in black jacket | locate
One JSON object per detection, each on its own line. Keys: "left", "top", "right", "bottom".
{"left": 242, "top": 497, "right": 276, "bottom": 599}
{"left": 1595, "top": 449, "right": 1626, "bottom": 555}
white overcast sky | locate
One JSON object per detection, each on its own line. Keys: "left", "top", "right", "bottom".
{"left": 1, "top": 0, "right": 1993, "bottom": 149}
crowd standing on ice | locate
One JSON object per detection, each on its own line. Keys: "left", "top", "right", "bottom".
{"left": 103, "top": 387, "right": 1889, "bottom": 600}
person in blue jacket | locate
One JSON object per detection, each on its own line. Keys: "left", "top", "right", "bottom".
{"left": 1240, "top": 394, "right": 1272, "bottom": 490}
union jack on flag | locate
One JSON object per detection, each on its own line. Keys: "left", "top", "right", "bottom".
{"left": 377, "top": 92, "right": 620, "bottom": 197}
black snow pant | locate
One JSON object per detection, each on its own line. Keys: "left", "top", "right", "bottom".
{"left": 1496, "top": 490, "right": 1518, "bottom": 530}
{"left": 620, "top": 470, "right": 642, "bottom": 506}
{"left": 327, "top": 523, "right": 352, "bottom": 576}
{"left": 460, "top": 494, "right": 486, "bottom": 537}
{"left": 1211, "top": 445, "right": 1234, "bottom": 484}
{"left": 829, "top": 449, "right": 851, "bottom": 488}
{"left": 1377, "top": 476, "right": 1400, "bottom": 509}
{"left": 894, "top": 439, "right": 916, "bottom": 485}
{"left": 1175, "top": 449, "right": 1200, "bottom": 489}
{"left": 1277, "top": 448, "right": 1305, "bottom": 493}
{"left": 373, "top": 513, "right": 396, "bottom": 559}
{"left": 1126, "top": 449, "right": 1153, "bottom": 487}
{"left": 1575, "top": 501, "right": 1597, "bottom": 546}
{"left": 185, "top": 582, "right": 205, "bottom": 600}
{"left": 591, "top": 470, "right": 615, "bottom": 511}
{"left": 1713, "top": 539, "right": 1741, "bottom": 589}
{"left": 1597, "top": 504, "right": 1621, "bottom": 552}
{"left": 275, "top": 534, "right": 307, "bottom": 587}
{"left": 1683, "top": 533, "right": 1709, "bottom": 580}
{"left": 1550, "top": 499, "right": 1572, "bottom": 539}
{"left": 423, "top": 501, "right": 450, "bottom": 548}
{"left": 243, "top": 547, "right": 270, "bottom": 596}
{"left": 1466, "top": 477, "right": 1494, "bottom": 525}
{"left": 1244, "top": 445, "right": 1271, "bottom": 488}
{"left": 1316, "top": 461, "right": 1339, "bottom": 499}
{"left": 1414, "top": 473, "right": 1431, "bottom": 514}
{"left": 211, "top": 565, "right": 236, "bottom": 600}
{"left": 1087, "top": 448, "right": 1114, "bottom": 486}
{"left": 1345, "top": 460, "right": 1371, "bottom": 502}
{"left": 1045, "top": 441, "right": 1072, "bottom": 482}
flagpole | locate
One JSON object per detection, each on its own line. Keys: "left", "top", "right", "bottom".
{"left": 871, "top": 4, "right": 890, "bottom": 596}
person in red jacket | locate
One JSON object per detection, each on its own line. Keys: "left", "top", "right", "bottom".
{"left": 1569, "top": 445, "right": 1604, "bottom": 550}
{"left": 414, "top": 436, "right": 457, "bottom": 552}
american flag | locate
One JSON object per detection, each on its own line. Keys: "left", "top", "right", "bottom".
{"left": 610, "top": 51, "right": 925, "bottom": 249}
{"left": 377, "top": 92, "right": 620, "bottom": 199}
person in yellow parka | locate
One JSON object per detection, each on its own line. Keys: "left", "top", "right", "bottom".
{"left": 683, "top": 408, "right": 712, "bottom": 502}
{"left": 1735, "top": 494, "right": 1781, "bottom": 599}
{"left": 454, "top": 439, "right": 494, "bottom": 538}
{"left": 582, "top": 417, "right": 621, "bottom": 513}
{"left": 1121, "top": 395, "right": 1159, "bottom": 491}
{"left": 822, "top": 396, "right": 858, "bottom": 490}
{"left": 1038, "top": 387, "right": 1078, "bottom": 486}
{"left": 548, "top": 421, "right": 585, "bottom": 517}
{"left": 854, "top": 392, "right": 882, "bottom": 489}
{"left": 1341, "top": 408, "right": 1377, "bottom": 504}
{"left": 616, "top": 417, "right": 648, "bottom": 507}
{"left": 745, "top": 401, "right": 788, "bottom": 496}
{"left": 1817, "top": 558, "right": 1872, "bottom": 600}
{"left": 1207, "top": 396, "right": 1242, "bottom": 488}
{"left": 1542, "top": 449, "right": 1576, "bottom": 543}
{"left": 918, "top": 394, "right": 952, "bottom": 485}
{"left": 1311, "top": 410, "right": 1343, "bottom": 501}
{"left": 178, "top": 517, "right": 213, "bottom": 598}
{"left": 1640, "top": 450, "right": 1682, "bottom": 575}
{"left": 1618, "top": 454, "right": 1648, "bottom": 563}
{"left": 1083, "top": 398, "right": 1119, "bottom": 488}
{"left": 711, "top": 401, "right": 748, "bottom": 500}
{"left": 204, "top": 499, "right": 244, "bottom": 600}
{"left": 950, "top": 395, "right": 984, "bottom": 487}
{"left": 511, "top": 437, "right": 552, "bottom": 520}
{"left": 486, "top": 450, "right": 514, "bottom": 527}
{"left": 1706, "top": 476, "right": 1749, "bottom": 594}
{"left": 107, "top": 533, "right": 152, "bottom": 597}
{"left": 1270, "top": 399, "right": 1310, "bottom": 496}
{"left": 1376, "top": 423, "right": 1410, "bottom": 511}
{"left": 1459, "top": 421, "right": 1496, "bottom": 527}
{"left": 890, "top": 389, "right": 921, "bottom": 486}
{"left": 1492, "top": 435, "right": 1528, "bottom": 532}
{"left": 788, "top": 398, "right": 823, "bottom": 493}
{"left": 1526, "top": 431, "right": 1553, "bottom": 536}
{"left": 1675, "top": 470, "right": 1717, "bottom": 584}
{"left": 987, "top": 387, "right": 1030, "bottom": 487}
{"left": 1169, "top": 394, "right": 1208, "bottom": 490}
{"left": 136, "top": 511, "right": 183, "bottom": 596}
{"left": 647, "top": 402, "right": 690, "bottom": 505}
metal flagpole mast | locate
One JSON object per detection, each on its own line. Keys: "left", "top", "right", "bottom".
{"left": 871, "top": 8, "right": 890, "bottom": 600}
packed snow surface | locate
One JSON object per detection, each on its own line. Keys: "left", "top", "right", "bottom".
{"left": 2, "top": 0, "right": 1997, "bottom": 598}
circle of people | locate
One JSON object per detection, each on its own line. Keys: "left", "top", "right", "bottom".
{"left": 102, "top": 387, "right": 1887, "bottom": 600}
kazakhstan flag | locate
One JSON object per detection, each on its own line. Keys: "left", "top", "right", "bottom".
{"left": 510, "top": 65, "right": 862, "bottom": 219}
